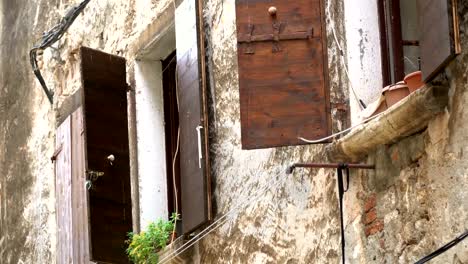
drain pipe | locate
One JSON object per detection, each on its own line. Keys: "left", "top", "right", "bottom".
{"left": 286, "top": 162, "right": 375, "bottom": 264}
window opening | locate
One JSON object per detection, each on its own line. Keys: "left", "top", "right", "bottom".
{"left": 379, "top": 0, "right": 420, "bottom": 86}
{"left": 162, "top": 51, "right": 182, "bottom": 235}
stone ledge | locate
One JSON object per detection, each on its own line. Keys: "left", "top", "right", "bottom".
{"left": 326, "top": 85, "right": 448, "bottom": 161}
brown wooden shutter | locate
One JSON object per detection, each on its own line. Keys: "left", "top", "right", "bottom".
{"left": 418, "top": 0, "right": 461, "bottom": 82}
{"left": 235, "top": 0, "right": 331, "bottom": 149}
{"left": 55, "top": 108, "right": 90, "bottom": 263}
{"left": 175, "top": 0, "right": 212, "bottom": 234}
{"left": 81, "top": 47, "right": 132, "bottom": 263}
{"left": 55, "top": 116, "right": 73, "bottom": 264}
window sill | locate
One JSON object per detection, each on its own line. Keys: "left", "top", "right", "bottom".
{"left": 326, "top": 85, "right": 448, "bottom": 161}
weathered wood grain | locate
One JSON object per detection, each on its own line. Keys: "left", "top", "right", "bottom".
{"left": 236, "top": 0, "right": 330, "bottom": 149}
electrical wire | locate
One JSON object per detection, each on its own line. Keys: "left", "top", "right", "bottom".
{"left": 159, "top": 175, "right": 286, "bottom": 264}
{"left": 298, "top": 108, "right": 387, "bottom": 143}
{"left": 30, "top": 0, "right": 92, "bottom": 104}
{"left": 414, "top": 230, "right": 468, "bottom": 264}
{"left": 158, "top": 171, "right": 287, "bottom": 264}
{"left": 326, "top": 0, "right": 366, "bottom": 110}
{"left": 170, "top": 55, "right": 181, "bottom": 244}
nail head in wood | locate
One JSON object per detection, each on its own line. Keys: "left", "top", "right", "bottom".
{"left": 268, "top": 6, "right": 277, "bottom": 16}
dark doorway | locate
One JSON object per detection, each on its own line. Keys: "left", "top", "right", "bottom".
{"left": 162, "top": 51, "right": 182, "bottom": 228}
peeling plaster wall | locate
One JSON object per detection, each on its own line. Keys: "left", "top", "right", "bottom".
{"left": 344, "top": 0, "right": 383, "bottom": 124}
{"left": 0, "top": 0, "right": 174, "bottom": 263}
{"left": 340, "top": 1, "right": 468, "bottom": 263}
{"left": 196, "top": 0, "right": 349, "bottom": 263}
{"left": 2, "top": 0, "right": 467, "bottom": 263}
{"left": 0, "top": 1, "right": 56, "bottom": 263}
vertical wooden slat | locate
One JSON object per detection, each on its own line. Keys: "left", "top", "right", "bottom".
{"left": 175, "top": 0, "right": 211, "bottom": 234}
{"left": 71, "top": 107, "right": 90, "bottom": 263}
{"left": 55, "top": 117, "right": 73, "bottom": 264}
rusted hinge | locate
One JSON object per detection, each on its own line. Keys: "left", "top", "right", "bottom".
{"left": 238, "top": 22, "right": 315, "bottom": 54}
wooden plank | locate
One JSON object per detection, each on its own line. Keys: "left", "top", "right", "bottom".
{"left": 71, "top": 107, "right": 90, "bottom": 263}
{"left": 55, "top": 116, "right": 73, "bottom": 264}
{"left": 175, "top": 0, "right": 211, "bottom": 234}
{"left": 236, "top": 0, "right": 331, "bottom": 149}
{"left": 417, "top": 0, "right": 460, "bottom": 82}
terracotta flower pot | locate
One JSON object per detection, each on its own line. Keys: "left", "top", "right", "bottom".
{"left": 404, "top": 71, "right": 424, "bottom": 93}
{"left": 360, "top": 95, "right": 387, "bottom": 119}
{"left": 382, "top": 81, "right": 410, "bottom": 107}
{"left": 372, "top": 98, "right": 388, "bottom": 116}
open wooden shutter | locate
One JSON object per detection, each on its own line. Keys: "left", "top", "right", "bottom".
{"left": 417, "top": 0, "right": 461, "bottom": 82}
{"left": 55, "top": 116, "right": 74, "bottom": 264}
{"left": 81, "top": 47, "right": 132, "bottom": 263}
{"left": 55, "top": 107, "right": 92, "bottom": 264}
{"left": 236, "top": 0, "right": 331, "bottom": 149}
{"left": 175, "top": 0, "right": 212, "bottom": 234}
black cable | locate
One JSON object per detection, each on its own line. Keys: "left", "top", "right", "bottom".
{"left": 415, "top": 230, "right": 468, "bottom": 264}
{"left": 337, "top": 163, "right": 350, "bottom": 264}
{"left": 30, "top": 0, "right": 91, "bottom": 104}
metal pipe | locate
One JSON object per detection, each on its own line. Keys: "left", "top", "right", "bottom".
{"left": 286, "top": 162, "right": 375, "bottom": 174}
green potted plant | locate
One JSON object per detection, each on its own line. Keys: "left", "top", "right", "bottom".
{"left": 126, "top": 213, "right": 179, "bottom": 264}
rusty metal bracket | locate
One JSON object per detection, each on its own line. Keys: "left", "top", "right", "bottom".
{"left": 243, "top": 24, "right": 255, "bottom": 54}
{"left": 286, "top": 162, "right": 375, "bottom": 174}
{"left": 272, "top": 22, "right": 284, "bottom": 52}
{"left": 238, "top": 22, "right": 315, "bottom": 54}
{"left": 286, "top": 162, "right": 374, "bottom": 264}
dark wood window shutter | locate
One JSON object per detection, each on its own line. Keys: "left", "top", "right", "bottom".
{"left": 418, "top": 0, "right": 461, "bottom": 82}
{"left": 235, "top": 0, "right": 331, "bottom": 149}
{"left": 80, "top": 47, "right": 132, "bottom": 263}
{"left": 175, "top": 0, "right": 212, "bottom": 234}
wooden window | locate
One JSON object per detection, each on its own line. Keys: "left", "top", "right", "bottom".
{"left": 235, "top": 0, "right": 331, "bottom": 149}
{"left": 55, "top": 47, "right": 132, "bottom": 263}
{"left": 378, "top": 0, "right": 460, "bottom": 85}
{"left": 175, "top": 0, "right": 212, "bottom": 234}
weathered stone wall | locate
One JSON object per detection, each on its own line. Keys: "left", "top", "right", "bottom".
{"left": 1, "top": 0, "right": 349, "bottom": 262}
{"left": 1, "top": 0, "right": 467, "bottom": 263}
{"left": 0, "top": 1, "right": 56, "bottom": 262}
{"left": 342, "top": 1, "right": 468, "bottom": 263}
{"left": 0, "top": 0, "right": 172, "bottom": 262}
{"left": 196, "top": 0, "right": 349, "bottom": 263}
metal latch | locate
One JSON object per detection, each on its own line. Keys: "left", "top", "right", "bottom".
{"left": 85, "top": 170, "right": 104, "bottom": 190}
{"left": 86, "top": 170, "right": 104, "bottom": 180}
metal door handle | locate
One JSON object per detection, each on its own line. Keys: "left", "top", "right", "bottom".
{"left": 196, "top": 125, "right": 203, "bottom": 169}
